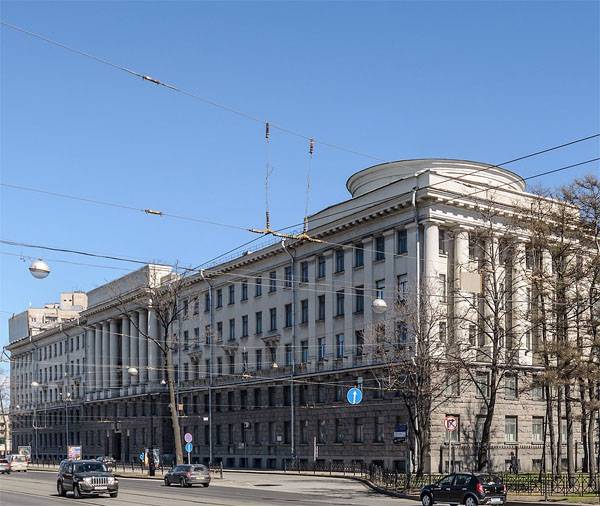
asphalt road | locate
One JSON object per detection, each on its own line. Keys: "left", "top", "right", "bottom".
{"left": 0, "top": 470, "right": 409, "bottom": 506}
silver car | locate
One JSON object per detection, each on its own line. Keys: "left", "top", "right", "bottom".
{"left": 0, "top": 458, "right": 10, "bottom": 474}
{"left": 164, "top": 464, "right": 210, "bottom": 487}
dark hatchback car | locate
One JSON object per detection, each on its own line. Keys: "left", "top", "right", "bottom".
{"left": 421, "top": 473, "right": 506, "bottom": 506}
{"left": 57, "top": 459, "right": 119, "bottom": 499}
{"left": 164, "top": 464, "right": 211, "bottom": 487}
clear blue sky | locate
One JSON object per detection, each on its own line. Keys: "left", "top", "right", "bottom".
{"left": 1, "top": 1, "right": 599, "bottom": 350}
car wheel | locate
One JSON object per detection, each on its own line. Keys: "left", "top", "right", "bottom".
{"left": 110, "top": 492, "right": 118, "bottom": 498}
{"left": 57, "top": 481, "right": 67, "bottom": 497}
{"left": 164, "top": 477, "right": 170, "bottom": 486}
{"left": 73, "top": 484, "right": 82, "bottom": 499}
{"left": 422, "top": 494, "right": 433, "bottom": 506}
{"left": 202, "top": 483, "right": 209, "bottom": 488}
{"left": 179, "top": 477, "right": 186, "bottom": 487}
{"left": 465, "top": 496, "right": 478, "bottom": 506}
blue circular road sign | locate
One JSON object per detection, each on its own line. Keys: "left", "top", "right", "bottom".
{"left": 347, "top": 387, "right": 363, "bottom": 405}
{"left": 185, "top": 442, "right": 193, "bottom": 453}
{"left": 139, "top": 452, "right": 145, "bottom": 462}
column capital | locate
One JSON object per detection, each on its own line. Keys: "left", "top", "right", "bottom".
{"left": 422, "top": 218, "right": 444, "bottom": 227}
{"left": 382, "top": 229, "right": 395, "bottom": 237}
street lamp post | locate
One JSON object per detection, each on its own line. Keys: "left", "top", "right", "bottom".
{"left": 200, "top": 270, "right": 214, "bottom": 467}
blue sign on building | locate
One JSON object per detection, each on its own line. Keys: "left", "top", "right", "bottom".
{"left": 346, "top": 387, "right": 363, "bottom": 405}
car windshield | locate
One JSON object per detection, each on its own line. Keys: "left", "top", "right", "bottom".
{"left": 0, "top": 459, "right": 8, "bottom": 463}
{"left": 193, "top": 466, "right": 207, "bottom": 472}
{"left": 75, "top": 462, "right": 107, "bottom": 473}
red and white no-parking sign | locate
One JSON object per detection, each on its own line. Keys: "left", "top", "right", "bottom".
{"left": 444, "top": 416, "right": 458, "bottom": 432}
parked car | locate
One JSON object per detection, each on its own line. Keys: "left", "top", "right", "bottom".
{"left": 421, "top": 473, "right": 506, "bottom": 506}
{"left": 164, "top": 464, "right": 210, "bottom": 488}
{"left": 8, "top": 454, "right": 28, "bottom": 472}
{"left": 96, "top": 456, "right": 116, "bottom": 468}
{"left": 57, "top": 459, "right": 119, "bottom": 499}
{"left": 0, "top": 458, "right": 11, "bottom": 474}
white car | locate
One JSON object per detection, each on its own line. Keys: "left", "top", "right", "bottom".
{"left": 0, "top": 458, "right": 10, "bottom": 474}
{"left": 8, "top": 455, "right": 28, "bottom": 472}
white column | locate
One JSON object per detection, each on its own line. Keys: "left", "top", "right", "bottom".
{"left": 94, "top": 324, "right": 102, "bottom": 394}
{"left": 324, "top": 252, "right": 334, "bottom": 364}
{"left": 86, "top": 328, "right": 95, "bottom": 395}
{"left": 423, "top": 220, "right": 439, "bottom": 286}
{"left": 109, "top": 319, "right": 119, "bottom": 393}
{"left": 102, "top": 321, "right": 110, "bottom": 394}
{"left": 121, "top": 315, "right": 130, "bottom": 390}
{"left": 512, "top": 241, "right": 528, "bottom": 364}
{"left": 453, "top": 228, "right": 470, "bottom": 347}
{"left": 307, "top": 259, "right": 316, "bottom": 370}
{"left": 138, "top": 309, "right": 148, "bottom": 385}
{"left": 129, "top": 312, "right": 139, "bottom": 387}
{"left": 148, "top": 309, "right": 159, "bottom": 383}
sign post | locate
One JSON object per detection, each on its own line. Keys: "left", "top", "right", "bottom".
{"left": 184, "top": 433, "right": 193, "bottom": 464}
{"left": 444, "top": 416, "right": 458, "bottom": 473}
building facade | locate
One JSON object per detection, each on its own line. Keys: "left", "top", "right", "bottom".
{"left": 7, "top": 159, "right": 596, "bottom": 472}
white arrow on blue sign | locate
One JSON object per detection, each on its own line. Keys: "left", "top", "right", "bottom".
{"left": 139, "top": 452, "right": 145, "bottom": 462}
{"left": 185, "top": 442, "right": 193, "bottom": 453}
{"left": 346, "top": 387, "right": 363, "bottom": 405}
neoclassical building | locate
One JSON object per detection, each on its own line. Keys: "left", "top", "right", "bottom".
{"left": 8, "top": 159, "right": 592, "bottom": 472}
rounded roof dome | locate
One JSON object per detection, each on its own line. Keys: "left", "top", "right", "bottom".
{"left": 346, "top": 159, "right": 525, "bottom": 197}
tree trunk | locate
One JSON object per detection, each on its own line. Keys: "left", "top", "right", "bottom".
{"left": 564, "top": 384, "right": 575, "bottom": 481}
{"left": 544, "top": 384, "right": 556, "bottom": 477}
{"left": 166, "top": 350, "right": 183, "bottom": 464}
{"left": 579, "top": 379, "right": 589, "bottom": 473}
{"left": 556, "top": 386, "right": 563, "bottom": 477}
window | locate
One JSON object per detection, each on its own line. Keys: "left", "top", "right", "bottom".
{"left": 255, "top": 349, "right": 262, "bottom": 371}
{"left": 439, "top": 229, "right": 448, "bottom": 255}
{"left": 439, "top": 274, "right": 447, "bottom": 303}
{"left": 475, "top": 416, "right": 485, "bottom": 443}
{"left": 374, "top": 416, "right": 384, "bottom": 443}
{"left": 505, "top": 374, "right": 518, "bottom": 399}
{"left": 228, "top": 355, "right": 235, "bottom": 375}
{"left": 355, "top": 330, "right": 364, "bottom": 357}
{"left": 182, "top": 299, "right": 189, "bottom": 317}
{"left": 354, "top": 286, "right": 364, "bottom": 313}
{"left": 469, "top": 236, "right": 477, "bottom": 259}
{"left": 228, "top": 319, "right": 236, "bottom": 340}
{"left": 285, "top": 303, "right": 293, "bottom": 327}
{"left": 241, "top": 280, "right": 248, "bottom": 301}
{"left": 396, "top": 321, "right": 408, "bottom": 346}
{"left": 318, "top": 337, "right": 326, "bottom": 361}
{"left": 240, "top": 390, "right": 248, "bottom": 409}
{"left": 217, "top": 357, "right": 223, "bottom": 376}
{"left": 439, "top": 321, "right": 447, "bottom": 343}
{"left": 397, "top": 274, "right": 408, "bottom": 303}
{"left": 561, "top": 418, "right": 567, "bottom": 442}
{"left": 317, "top": 256, "right": 326, "bottom": 278}
{"left": 285, "top": 344, "right": 292, "bottom": 366}
{"left": 269, "top": 308, "right": 277, "bottom": 331}
{"left": 300, "top": 261, "right": 309, "bottom": 283}
{"left": 354, "top": 244, "right": 364, "bottom": 267}
{"left": 468, "top": 324, "right": 476, "bottom": 346}
{"left": 216, "top": 289, "right": 223, "bottom": 308}
{"left": 532, "top": 383, "right": 545, "bottom": 401}
{"left": 397, "top": 229, "right": 408, "bottom": 254}
{"left": 204, "top": 292, "right": 210, "bottom": 312}
{"left": 193, "top": 298, "right": 199, "bottom": 315}
{"left": 374, "top": 236, "right": 385, "bottom": 261}
{"left": 301, "top": 340, "right": 309, "bottom": 364}
{"left": 318, "top": 419, "right": 327, "bottom": 444}
{"left": 255, "top": 276, "right": 262, "bottom": 297}
{"left": 268, "top": 386, "right": 276, "bottom": 407}
{"left": 317, "top": 295, "right": 326, "bottom": 320}
{"left": 532, "top": 417, "right": 544, "bottom": 443}
{"left": 253, "top": 388, "right": 261, "bottom": 409}
{"left": 375, "top": 279, "right": 385, "bottom": 299}
{"left": 335, "top": 334, "right": 345, "bottom": 358}
{"left": 217, "top": 322, "right": 223, "bottom": 341}
{"left": 241, "top": 351, "right": 248, "bottom": 372}
{"left": 505, "top": 416, "right": 518, "bottom": 442}
{"left": 354, "top": 418, "right": 364, "bottom": 443}
{"left": 269, "top": 347, "right": 277, "bottom": 367}
{"left": 284, "top": 266, "right": 292, "bottom": 288}
{"left": 269, "top": 271, "right": 277, "bottom": 292}
{"left": 300, "top": 299, "right": 309, "bottom": 324}
{"left": 335, "top": 419, "right": 344, "bottom": 443}
{"left": 475, "top": 372, "right": 489, "bottom": 399}
{"left": 336, "top": 290, "right": 345, "bottom": 316}
{"left": 241, "top": 315, "right": 249, "bottom": 337}
{"left": 300, "top": 420, "right": 309, "bottom": 444}
{"left": 255, "top": 311, "right": 262, "bottom": 334}
{"left": 228, "top": 285, "right": 235, "bottom": 305}
{"left": 447, "top": 372, "right": 460, "bottom": 396}
{"left": 335, "top": 249, "right": 344, "bottom": 273}
{"left": 183, "top": 330, "right": 189, "bottom": 349}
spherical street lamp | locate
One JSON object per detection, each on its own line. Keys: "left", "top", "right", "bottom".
{"left": 29, "top": 259, "right": 50, "bottom": 279}
{"left": 31, "top": 380, "right": 40, "bottom": 388}
{"left": 127, "top": 367, "right": 139, "bottom": 376}
{"left": 372, "top": 298, "right": 388, "bottom": 314}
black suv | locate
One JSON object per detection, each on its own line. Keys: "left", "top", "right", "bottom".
{"left": 57, "top": 459, "right": 119, "bottom": 499}
{"left": 421, "top": 473, "right": 506, "bottom": 506}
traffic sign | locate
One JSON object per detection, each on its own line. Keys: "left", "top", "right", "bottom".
{"left": 184, "top": 432, "right": 193, "bottom": 443}
{"left": 444, "top": 416, "right": 458, "bottom": 432}
{"left": 393, "top": 423, "right": 408, "bottom": 444}
{"left": 139, "top": 452, "right": 145, "bottom": 462}
{"left": 185, "top": 442, "right": 193, "bottom": 453}
{"left": 346, "top": 387, "right": 363, "bottom": 405}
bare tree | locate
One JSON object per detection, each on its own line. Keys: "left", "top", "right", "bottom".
{"left": 112, "top": 265, "right": 190, "bottom": 465}
{"left": 365, "top": 280, "right": 462, "bottom": 476}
